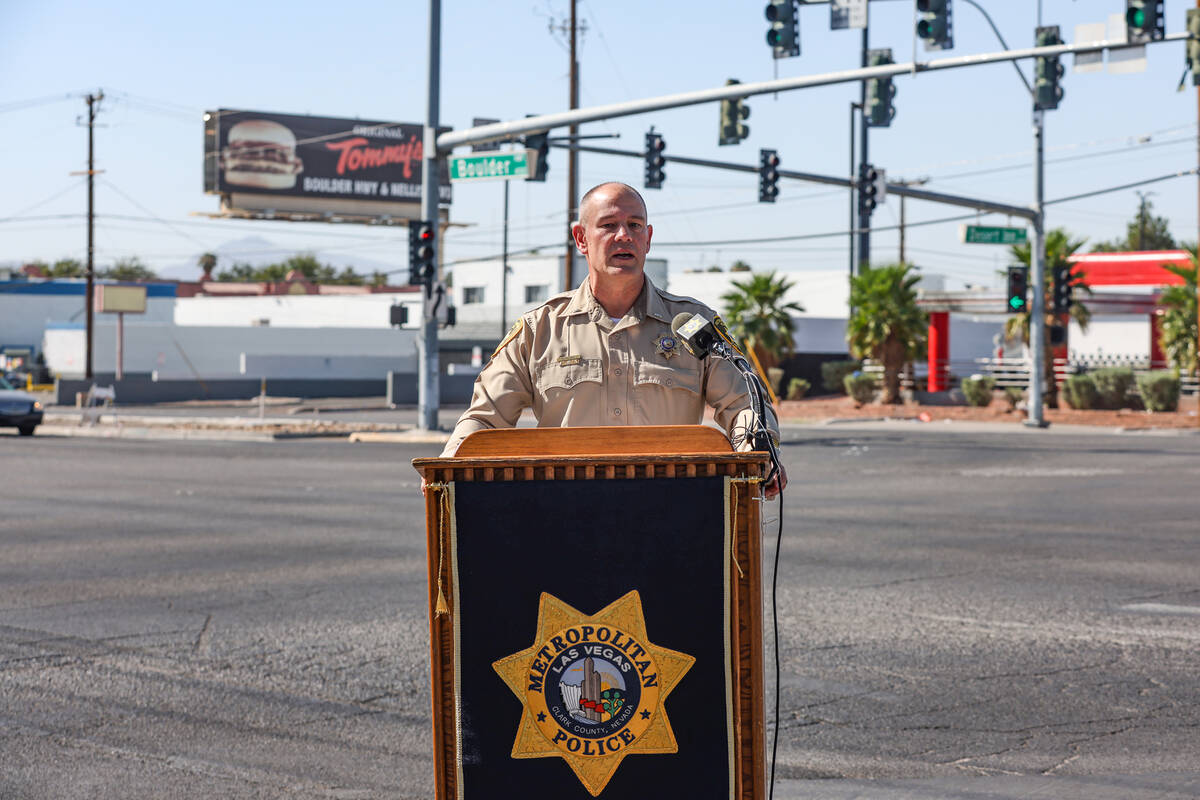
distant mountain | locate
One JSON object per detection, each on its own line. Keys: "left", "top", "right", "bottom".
{"left": 156, "top": 235, "right": 405, "bottom": 281}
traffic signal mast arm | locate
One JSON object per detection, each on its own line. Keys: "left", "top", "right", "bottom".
{"left": 552, "top": 141, "right": 1036, "bottom": 220}
{"left": 436, "top": 32, "right": 1191, "bottom": 152}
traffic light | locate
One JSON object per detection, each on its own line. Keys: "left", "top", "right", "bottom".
{"left": 644, "top": 132, "right": 666, "bottom": 190}
{"left": 718, "top": 79, "right": 750, "bottom": 146}
{"left": 859, "top": 163, "right": 884, "bottom": 215}
{"left": 1187, "top": 9, "right": 1200, "bottom": 85}
{"left": 408, "top": 219, "right": 435, "bottom": 286}
{"left": 1006, "top": 266, "right": 1029, "bottom": 313}
{"left": 1052, "top": 264, "right": 1074, "bottom": 313}
{"left": 865, "top": 49, "right": 896, "bottom": 128}
{"left": 758, "top": 149, "right": 780, "bottom": 203}
{"left": 1125, "top": 0, "right": 1164, "bottom": 44}
{"left": 916, "top": 0, "right": 953, "bottom": 51}
{"left": 1034, "top": 26, "right": 1064, "bottom": 111}
{"left": 524, "top": 131, "right": 550, "bottom": 182}
{"left": 765, "top": 0, "right": 800, "bottom": 59}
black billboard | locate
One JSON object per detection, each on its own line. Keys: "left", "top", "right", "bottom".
{"left": 203, "top": 109, "right": 451, "bottom": 208}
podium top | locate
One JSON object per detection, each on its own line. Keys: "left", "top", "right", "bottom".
{"left": 447, "top": 425, "right": 732, "bottom": 457}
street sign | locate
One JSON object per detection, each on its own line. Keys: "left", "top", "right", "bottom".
{"left": 960, "top": 224, "right": 1028, "bottom": 245}
{"left": 448, "top": 150, "right": 531, "bottom": 182}
{"left": 831, "top": 0, "right": 867, "bottom": 30}
{"left": 471, "top": 118, "right": 501, "bottom": 152}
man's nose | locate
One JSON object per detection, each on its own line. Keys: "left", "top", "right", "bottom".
{"left": 614, "top": 224, "right": 633, "bottom": 241}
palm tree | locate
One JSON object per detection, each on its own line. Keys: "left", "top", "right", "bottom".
{"left": 846, "top": 263, "right": 927, "bottom": 404}
{"left": 1158, "top": 248, "right": 1198, "bottom": 377}
{"left": 197, "top": 252, "right": 217, "bottom": 280}
{"left": 720, "top": 271, "right": 805, "bottom": 369}
{"left": 1005, "top": 228, "right": 1090, "bottom": 408}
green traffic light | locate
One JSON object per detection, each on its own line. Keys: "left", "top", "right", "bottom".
{"left": 1126, "top": 8, "right": 1145, "bottom": 28}
{"left": 1009, "top": 297, "right": 1025, "bottom": 311}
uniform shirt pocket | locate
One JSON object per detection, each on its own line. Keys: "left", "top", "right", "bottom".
{"left": 633, "top": 361, "right": 701, "bottom": 395}
{"left": 536, "top": 358, "right": 604, "bottom": 393}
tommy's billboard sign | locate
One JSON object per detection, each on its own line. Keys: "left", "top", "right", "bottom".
{"left": 204, "top": 109, "right": 451, "bottom": 218}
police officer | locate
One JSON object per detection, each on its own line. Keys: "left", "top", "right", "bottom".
{"left": 442, "top": 182, "right": 786, "bottom": 495}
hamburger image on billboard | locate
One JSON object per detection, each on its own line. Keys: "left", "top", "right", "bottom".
{"left": 221, "top": 119, "right": 304, "bottom": 190}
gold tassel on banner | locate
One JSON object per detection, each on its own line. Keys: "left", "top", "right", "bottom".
{"left": 428, "top": 483, "right": 452, "bottom": 617}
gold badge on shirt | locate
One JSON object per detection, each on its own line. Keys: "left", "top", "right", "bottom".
{"left": 653, "top": 332, "right": 679, "bottom": 360}
{"left": 492, "top": 591, "right": 695, "bottom": 796}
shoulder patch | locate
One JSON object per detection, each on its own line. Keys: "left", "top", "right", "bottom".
{"left": 492, "top": 319, "right": 524, "bottom": 359}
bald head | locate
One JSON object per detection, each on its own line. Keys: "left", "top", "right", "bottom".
{"left": 577, "top": 182, "right": 647, "bottom": 227}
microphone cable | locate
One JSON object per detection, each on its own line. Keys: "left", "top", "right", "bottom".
{"left": 768, "top": 487, "right": 783, "bottom": 800}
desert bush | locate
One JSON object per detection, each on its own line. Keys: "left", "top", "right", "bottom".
{"left": 1003, "top": 386, "right": 1024, "bottom": 411}
{"left": 821, "top": 360, "right": 861, "bottom": 394}
{"left": 961, "top": 375, "right": 996, "bottom": 407}
{"left": 1061, "top": 373, "right": 1098, "bottom": 410}
{"left": 843, "top": 372, "right": 876, "bottom": 405}
{"left": 767, "top": 367, "right": 785, "bottom": 397}
{"left": 1136, "top": 371, "right": 1180, "bottom": 412}
{"left": 1091, "top": 366, "right": 1135, "bottom": 409}
{"left": 786, "top": 377, "right": 811, "bottom": 400}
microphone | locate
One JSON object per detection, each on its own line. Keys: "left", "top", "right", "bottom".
{"left": 671, "top": 312, "right": 722, "bottom": 359}
{"left": 671, "top": 311, "right": 779, "bottom": 464}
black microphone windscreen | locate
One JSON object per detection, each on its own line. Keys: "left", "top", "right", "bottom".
{"left": 671, "top": 312, "right": 716, "bottom": 358}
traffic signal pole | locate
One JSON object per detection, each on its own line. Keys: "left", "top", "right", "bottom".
{"left": 1027, "top": 111, "right": 1048, "bottom": 428}
{"left": 419, "top": 0, "right": 442, "bottom": 432}
{"left": 858, "top": 27, "right": 871, "bottom": 272}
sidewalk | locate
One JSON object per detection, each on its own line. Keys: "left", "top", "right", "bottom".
{"left": 20, "top": 394, "right": 1199, "bottom": 442}
{"left": 773, "top": 772, "right": 1200, "bottom": 799}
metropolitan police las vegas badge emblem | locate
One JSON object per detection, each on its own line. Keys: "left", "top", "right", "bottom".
{"left": 492, "top": 590, "right": 695, "bottom": 796}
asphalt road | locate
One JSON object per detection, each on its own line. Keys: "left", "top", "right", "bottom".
{"left": 1, "top": 426, "right": 1197, "bottom": 799}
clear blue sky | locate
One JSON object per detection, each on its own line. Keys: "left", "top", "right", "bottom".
{"left": 1, "top": 0, "right": 1195, "bottom": 290}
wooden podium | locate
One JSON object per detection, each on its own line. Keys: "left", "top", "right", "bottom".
{"left": 412, "top": 426, "right": 769, "bottom": 799}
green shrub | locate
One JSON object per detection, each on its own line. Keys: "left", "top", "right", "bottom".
{"left": 1091, "top": 366, "right": 1135, "bottom": 409}
{"left": 786, "top": 377, "right": 811, "bottom": 400}
{"left": 1136, "top": 371, "right": 1180, "bottom": 412}
{"left": 1061, "top": 373, "right": 1098, "bottom": 410}
{"left": 1003, "top": 386, "right": 1024, "bottom": 410}
{"left": 961, "top": 375, "right": 996, "bottom": 407}
{"left": 843, "top": 372, "right": 876, "bottom": 405}
{"left": 767, "top": 367, "right": 785, "bottom": 397}
{"left": 821, "top": 360, "right": 861, "bottom": 394}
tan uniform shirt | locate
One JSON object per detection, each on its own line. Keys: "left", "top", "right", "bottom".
{"left": 442, "top": 277, "right": 779, "bottom": 456}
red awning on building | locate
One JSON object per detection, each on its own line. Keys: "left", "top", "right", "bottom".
{"left": 1068, "top": 250, "right": 1190, "bottom": 287}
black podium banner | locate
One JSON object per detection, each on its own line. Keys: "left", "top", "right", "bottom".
{"left": 448, "top": 476, "right": 734, "bottom": 798}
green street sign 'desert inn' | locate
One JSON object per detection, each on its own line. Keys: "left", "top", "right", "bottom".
{"left": 448, "top": 150, "right": 531, "bottom": 182}
{"left": 960, "top": 224, "right": 1028, "bottom": 245}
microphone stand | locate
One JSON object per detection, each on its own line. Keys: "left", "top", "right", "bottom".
{"left": 709, "top": 340, "right": 782, "bottom": 486}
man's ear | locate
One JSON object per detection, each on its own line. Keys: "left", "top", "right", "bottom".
{"left": 571, "top": 223, "right": 587, "bottom": 254}
{"left": 645, "top": 223, "right": 653, "bottom": 252}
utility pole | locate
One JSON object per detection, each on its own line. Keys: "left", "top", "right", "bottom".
{"left": 84, "top": 90, "right": 103, "bottom": 381}
{"left": 895, "top": 177, "right": 929, "bottom": 264}
{"left": 418, "top": 0, "right": 441, "bottom": 432}
{"left": 549, "top": 7, "right": 585, "bottom": 292}
{"left": 1135, "top": 189, "right": 1154, "bottom": 249}
{"left": 566, "top": 0, "right": 580, "bottom": 292}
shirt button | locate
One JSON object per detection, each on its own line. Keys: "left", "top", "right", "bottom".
{"left": 613, "top": 408, "right": 622, "bottom": 416}
{"left": 565, "top": 377, "right": 573, "bottom": 386}
{"left": 614, "top": 368, "right": 622, "bottom": 375}
{"left": 666, "top": 379, "right": 673, "bottom": 386}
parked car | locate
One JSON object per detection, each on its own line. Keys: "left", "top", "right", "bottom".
{"left": 0, "top": 375, "right": 43, "bottom": 436}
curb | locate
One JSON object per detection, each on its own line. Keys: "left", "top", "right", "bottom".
{"left": 348, "top": 430, "right": 452, "bottom": 444}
